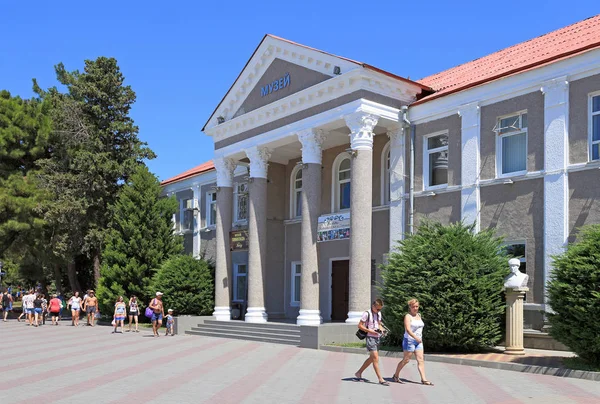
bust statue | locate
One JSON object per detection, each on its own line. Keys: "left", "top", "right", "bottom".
{"left": 504, "top": 258, "right": 529, "bottom": 289}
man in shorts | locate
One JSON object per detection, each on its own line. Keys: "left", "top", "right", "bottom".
{"left": 83, "top": 290, "right": 99, "bottom": 327}
{"left": 22, "top": 290, "right": 35, "bottom": 325}
{"left": 354, "top": 299, "right": 388, "bottom": 386}
{"left": 149, "top": 292, "right": 164, "bottom": 337}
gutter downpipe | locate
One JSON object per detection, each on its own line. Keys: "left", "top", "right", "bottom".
{"left": 399, "top": 106, "right": 414, "bottom": 235}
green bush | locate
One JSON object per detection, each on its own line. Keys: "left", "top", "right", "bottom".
{"left": 151, "top": 255, "right": 214, "bottom": 315}
{"left": 548, "top": 225, "right": 600, "bottom": 366}
{"left": 381, "top": 220, "right": 508, "bottom": 352}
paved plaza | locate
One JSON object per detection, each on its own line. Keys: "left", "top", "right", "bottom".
{"left": 1, "top": 320, "right": 599, "bottom": 404}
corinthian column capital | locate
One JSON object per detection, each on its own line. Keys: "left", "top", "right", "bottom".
{"left": 345, "top": 112, "right": 379, "bottom": 151}
{"left": 214, "top": 157, "right": 236, "bottom": 187}
{"left": 297, "top": 129, "right": 326, "bottom": 164}
{"left": 245, "top": 146, "right": 272, "bottom": 178}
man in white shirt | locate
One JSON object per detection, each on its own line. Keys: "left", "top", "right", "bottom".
{"left": 22, "top": 290, "right": 35, "bottom": 326}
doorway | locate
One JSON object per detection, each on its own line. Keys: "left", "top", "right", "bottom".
{"left": 331, "top": 259, "right": 349, "bottom": 322}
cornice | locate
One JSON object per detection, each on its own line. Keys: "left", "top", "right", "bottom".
{"left": 205, "top": 68, "right": 420, "bottom": 143}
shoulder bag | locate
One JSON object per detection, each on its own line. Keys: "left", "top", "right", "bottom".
{"left": 355, "top": 311, "right": 372, "bottom": 340}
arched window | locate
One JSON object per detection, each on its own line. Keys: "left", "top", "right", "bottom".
{"left": 290, "top": 165, "right": 303, "bottom": 218}
{"left": 381, "top": 141, "right": 391, "bottom": 205}
{"left": 332, "top": 153, "right": 352, "bottom": 212}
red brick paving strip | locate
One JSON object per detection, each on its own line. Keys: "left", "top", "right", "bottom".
{"left": 444, "top": 363, "right": 523, "bottom": 404}
{"left": 300, "top": 351, "right": 348, "bottom": 404}
{"left": 202, "top": 346, "right": 301, "bottom": 404}
{"left": 110, "top": 342, "right": 262, "bottom": 404}
{"left": 19, "top": 338, "right": 226, "bottom": 404}
{"left": 380, "top": 356, "right": 430, "bottom": 404}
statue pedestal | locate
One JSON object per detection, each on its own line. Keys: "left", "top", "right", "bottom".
{"left": 504, "top": 287, "right": 528, "bottom": 355}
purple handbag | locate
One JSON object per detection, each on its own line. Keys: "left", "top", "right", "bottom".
{"left": 145, "top": 307, "right": 153, "bottom": 318}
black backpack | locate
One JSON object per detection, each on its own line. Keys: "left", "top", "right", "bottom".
{"left": 2, "top": 294, "right": 10, "bottom": 307}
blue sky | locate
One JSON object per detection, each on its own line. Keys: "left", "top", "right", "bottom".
{"left": 1, "top": 1, "right": 597, "bottom": 181}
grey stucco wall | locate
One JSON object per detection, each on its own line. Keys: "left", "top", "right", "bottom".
{"left": 480, "top": 179, "right": 544, "bottom": 303}
{"left": 568, "top": 169, "right": 600, "bottom": 242}
{"left": 412, "top": 114, "right": 462, "bottom": 191}
{"left": 234, "top": 58, "right": 331, "bottom": 118}
{"left": 480, "top": 91, "right": 544, "bottom": 180}
{"left": 569, "top": 73, "right": 600, "bottom": 164}
{"left": 412, "top": 191, "right": 461, "bottom": 227}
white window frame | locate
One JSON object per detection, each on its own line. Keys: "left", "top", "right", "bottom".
{"left": 290, "top": 164, "right": 303, "bottom": 218}
{"left": 381, "top": 141, "right": 391, "bottom": 205}
{"left": 181, "top": 198, "right": 195, "bottom": 233}
{"left": 205, "top": 191, "right": 217, "bottom": 228}
{"left": 232, "top": 263, "right": 247, "bottom": 302}
{"left": 331, "top": 152, "right": 352, "bottom": 213}
{"left": 290, "top": 261, "right": 301, "bottom": 307}
{"left": 233, "top": 182, "right": 249, "bottom": 224}
{"left": 589, "top": 91, "right": 600, "bottom": 162}
{"left": 495, "top": 110, "right": 528, "bottom": 178}
{"left": 423, "top": 130, "right": 449, "bottom": 190}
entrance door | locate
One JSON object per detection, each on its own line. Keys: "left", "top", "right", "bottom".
{"left": 331, "top": 260, "right": 349, "bottom": 322}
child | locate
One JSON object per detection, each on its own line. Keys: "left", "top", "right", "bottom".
{"left": 165, "top": 309, "right": 175, "bottom": 336}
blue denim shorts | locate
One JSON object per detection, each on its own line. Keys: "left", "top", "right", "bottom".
{"left": 402, "top": 338, "right": 423, "bottom": 352}
{"left": 151, "top": 313, "right": 163, "bottom": 322}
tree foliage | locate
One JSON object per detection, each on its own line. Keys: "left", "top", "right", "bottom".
{"left": 34, "top": 57, "right": 155, "bottom": 289}
{"left": 151, "top": 255, "right": 214, "bottom": 316}
{"left": 381, "top": 221, "right": 508, "bottom": 352}
{"left": 548, "top": 225, "right": 600, "bottom": 366}
{"left": 97, "top": 165, "right": 181, "bottom": 313}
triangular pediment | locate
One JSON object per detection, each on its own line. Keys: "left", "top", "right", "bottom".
{"left": 203, "top": 35, "right": 362, "bottom": 131}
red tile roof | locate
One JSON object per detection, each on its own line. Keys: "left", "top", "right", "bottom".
{"left": 415, "top": 15, "right": 600, "bottom": 104}
{"left": 160, "top": 160, "right": 214, "bottom": 186}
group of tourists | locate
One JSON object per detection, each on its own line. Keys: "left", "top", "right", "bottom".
{"left": 2, "top": 288, "right": 175, "bottom": 337}
{"left": 354, "top": 298, "right": 434, "bottom": 387}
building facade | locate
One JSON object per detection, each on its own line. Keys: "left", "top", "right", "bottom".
{"left": 169, "top": 16, "right": 600, "bottom": 328}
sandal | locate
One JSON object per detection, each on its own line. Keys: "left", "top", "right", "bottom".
{"left": 379, "top": 381, "right": 390, "bottom": 386}
{"left": 392, "top": 375, "right": 402, "bottom": 383}
{"left": 421, "top": 380, "right": 434, "bottom": 386}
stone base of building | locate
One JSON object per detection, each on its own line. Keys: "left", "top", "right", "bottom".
{"left": 212, "top": 306, "right": 231, "bottom": 321}
{"left": 345, "top": 311, "right": 363, "bottom": 324}
{"left": 296, "top": 309, "right": 322, "bottom": 326}
{"left": 245, "top": 307, "right": 268, "bottom": 323}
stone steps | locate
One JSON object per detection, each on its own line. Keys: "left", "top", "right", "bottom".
{"left": 185, "top": 319, "right": 301, "bottom": 346}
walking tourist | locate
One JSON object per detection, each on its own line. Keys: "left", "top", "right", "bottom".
{"left": 33, "top": 293, "right": 43, "bottom": 327}
{"left": 165, "top": 309, "right": 174, "bottom": 336}
{"left": 68, "top": 292, "right": 82, "bottom": 326}
{"left": 127, "top": 295, "right": 139, "bottom": 332}
{"left": 21, "top": 290, "right": 35, "bottom": 325}
{"left": 112, "top": 296, "right": 126, "bottom": 334}
{"left": 40, "top": 294, "right": 48, "bottom": 325}
{"left": 83, "top": 290, "right": 99, "bottom": 327}
{"left": 149, "top": 292, "right": 164, "bottom": 337}
{"left": 354, "top": 299, "right": 389, "bottom": 386}
{"left": 2, "top": 291, "right": 12, "bottom": 321}
{"left": 392, "top": 299, "right": 433, "bottom": 386}
{"left": 48, "top": 294, "right": 62, "bottom": 325}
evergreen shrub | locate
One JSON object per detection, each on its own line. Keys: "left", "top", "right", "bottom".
{"left": 151, "top": 255, "right": 214, "bottom": 316}
{"left": 548, "top": 225, "right": 600, "bottom": 366}
{"left": 381, "top": 221, "right": 508, "bottom": 352}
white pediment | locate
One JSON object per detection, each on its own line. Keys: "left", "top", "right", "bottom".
{"left": 203, "top": 35, "right": 362, "bottom": 131}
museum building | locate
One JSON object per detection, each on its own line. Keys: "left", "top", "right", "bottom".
{"left": 163, "top": 15, "right": 600, "bottom": 328}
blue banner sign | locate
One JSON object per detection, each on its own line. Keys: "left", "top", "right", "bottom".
{"left": 260, "top": 73, "right": 290, "bottom": 97}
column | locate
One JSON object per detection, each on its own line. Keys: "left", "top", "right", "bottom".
{"left": 388, "top": 128, "right": 405, "bottom": 250}
{"left": 504, "top": 287, "right": 528, "bottom": 355}
{"left": 213, "top": 157, "right": 236, "bottom": 321}
{"left": 344, "top": 112, "right": 379, "bottom": 324}
{"left": 244, "top": 145, "right": 271, "bottom": 323}
{"left": 296, "top": 129, "right": 325, "bottom": 326}
{"left": 192, "top": 186, "right": 200, "bottom": 258}
{"left": 541, "top": 77, "right": 569, "bottom": 311}
{"left": 458, "top": 102, "right": 481, "bottom": 232}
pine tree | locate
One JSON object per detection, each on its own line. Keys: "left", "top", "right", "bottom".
{"left": 381, "top": 220, "right": 508, "bottom": 352}
{"left": 97, "top": 165, "right": 182, "bottom": 313}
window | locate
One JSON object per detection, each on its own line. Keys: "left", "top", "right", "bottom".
{"left": 291, "top": 166, "right": 303, "bottom": 218}
{"left": 291, "top": 262, "right": 301, "bottom": 306}
{"left": 181, "top": 198, "right": 195, "bottom": 231}
{"left": 590, "top": 94, "right": 600, "bottom": 161}
{"left": 496, "top": 112, "right": 527, "bottom": 175}
{"left": 233, "top": 264, "right": 247, "bottom": 302}
{"left": 381, "top": 142, "right": 391, "bottom": 204}
{"left": 424, "top": 132, "right": 448, "bottom": 188}
{"left": 503, "top": 242, "right": 527, "bottom": 275}
{"left": 234, "top": 183, "right": 248, "bottom": 222}
{"left": 206, "top": 191, "right": 217, "bottom": 227}
{"left": 332, "top": 155, "right": 352, "bottom": 212}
